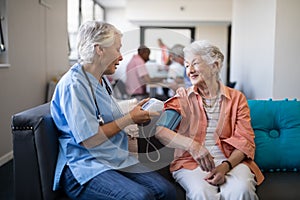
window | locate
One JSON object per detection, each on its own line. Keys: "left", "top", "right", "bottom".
{"left": 67, "top": 0, "right": 80, "bottom": 61}
{"left": 0, "top": 17, "right": 5, "bottom": 52}
{"left": 140, "top": 26, "right": 195, "bottom": 64}
{"left": 67, "top": 0, "right": 105, "bottom": 62}
{"left": 0, "top": 0, "right": 9, "bottom": 67}
{"left": 94, "top": 3, "right": 104, "bottom": 20}
{"left": 81, "top": 0, "right": 94, "bottom": 22}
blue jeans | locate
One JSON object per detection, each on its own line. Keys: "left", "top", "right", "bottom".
{"left": 61, "top": 164, "right": 176, "bottom": 200}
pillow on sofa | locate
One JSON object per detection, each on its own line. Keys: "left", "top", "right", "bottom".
{"left": 248, "top": 99, "right": 300, "bottom": 172}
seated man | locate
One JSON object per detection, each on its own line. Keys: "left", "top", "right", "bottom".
{"left": 125, "top": 45, "right": 165, "bottom": 100}
{"left": 125, "top": 45, "right": 152, "bottom": 100}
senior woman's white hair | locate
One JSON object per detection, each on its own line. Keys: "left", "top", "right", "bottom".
{"left": 183, "top": 40, "right": 224, "bottom": 80}
{"left": 183, "top": 40, "right": 224, "bottom": 68}
{"left": 76, "top": 21, "right": 122, "bottom": 64}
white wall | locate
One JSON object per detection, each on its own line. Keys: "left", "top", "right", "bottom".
{"left": 105, "top": 7, "right": 140, "bottom": 82}
{"left": 127, "top": 0, "right": 232, "bottom": 24}
{"left": 0, "top": 0, "right": 68, "bottom": 164}
{"left": 231, "top": 0, "right": 300, "bottom": 100}
{"left": 273, "top": 0, "right": 300, "bottom": 99}
{"left": 231, "top": 0, "right": 276, "bottom": 99}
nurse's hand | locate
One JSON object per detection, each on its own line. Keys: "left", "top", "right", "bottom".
{"left": 189, "top": 141, "right": 215, "bottom": 172}
{"left": 129, "top": 98, "right": 159, "bottom": 125}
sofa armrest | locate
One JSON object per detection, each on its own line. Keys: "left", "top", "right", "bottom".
{"left": 11, "top": 103, "right": 69, "bottom": 200}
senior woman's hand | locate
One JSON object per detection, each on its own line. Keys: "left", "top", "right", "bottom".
{"left": 188, "top": 141, "right": 215, "bottom": 172}
{"left": 204, "top": 164, "right": 228, "bottom": 186}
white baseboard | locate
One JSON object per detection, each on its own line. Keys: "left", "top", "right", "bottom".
{"left": 0, "top": 151, "right": 13, "bottom": 167}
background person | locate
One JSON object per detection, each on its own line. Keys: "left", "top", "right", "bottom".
{"left": 163, "top": 44, "right": 186, "bottom": 97}
{"left": 157, "top": 38, "right": 170, "bottom": 66}
{"left": 155, "top": 40, "right": 264, "bottom": 200}
{"left": 125, "top": 45, "right": 151, "bottom": 99}
{"left": 125, "top": 45, "right": 166, "bottom": 100}
{"left": 50, "top": 20, "right": 175, "bottom": 200}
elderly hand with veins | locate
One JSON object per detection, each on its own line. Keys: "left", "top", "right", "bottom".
{"left": 188, "top": 141, "right": 215, "bottom": 172}
{"left": 188, "top": 141, "right": 228, "bottom": 186}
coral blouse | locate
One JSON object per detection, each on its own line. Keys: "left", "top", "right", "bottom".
{"left": 164, "top": 83, "right": 264, "bottom": 185}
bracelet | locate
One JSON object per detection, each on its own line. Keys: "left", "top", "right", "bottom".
{"left": 222, "top": 160, "right": 233, "bottom": 170}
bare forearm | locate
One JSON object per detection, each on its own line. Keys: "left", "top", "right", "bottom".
{"left": 227, "top": 149, "right": 245, "bottom": 168}
{"left": 155, "top": 126, "right": 194, "bottom": 150}
{"left": 82, "top": 113, "right": 134, "bottom": 148}
{"left": 150, "top": 77, "right": 165, "bottom": 83}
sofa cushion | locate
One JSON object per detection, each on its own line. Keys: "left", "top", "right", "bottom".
{"left": 248, "top": 99, "right": 300, "bottom": 172}
{"left": 256, "top": 171, "right": 300, "bottom": 200}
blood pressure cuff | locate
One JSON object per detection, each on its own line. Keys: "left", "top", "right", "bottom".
{"left": 156, "top": 109, "right": 182, "bottom": 130}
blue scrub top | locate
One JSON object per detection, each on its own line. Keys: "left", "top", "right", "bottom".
{"left": 50, "top": 63, "right": 138, "bottom": 190}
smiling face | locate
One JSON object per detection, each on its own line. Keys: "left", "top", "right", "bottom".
{"left": 184, "top": 54, "right": 217, "bottom": 87}
{"left": 100, "top": 34, "right": 123, "bottom": 75}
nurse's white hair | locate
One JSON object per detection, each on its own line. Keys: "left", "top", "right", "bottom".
{"left": 183, "top": 40, "right": 224, "bottom": 68}
{"left": 77, "top": 21, "right": 122, "bottom": 64}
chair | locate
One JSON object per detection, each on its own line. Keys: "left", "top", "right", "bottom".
{"left": 11, "top": 103, "right": 69, "bottom": 200}
{"left": 113, "top": 79, "right": 129, "bottom": 99}
{"left": 227, "top": 81, "right": 237, "bottom": 88}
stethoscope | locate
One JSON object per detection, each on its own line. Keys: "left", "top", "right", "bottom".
{"left": 82, "top": 66, "right": 112, "bottom": 125}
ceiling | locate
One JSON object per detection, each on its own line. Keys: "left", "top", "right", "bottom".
{"left": 96, "top": 0, "right": 127, "bottom": 8}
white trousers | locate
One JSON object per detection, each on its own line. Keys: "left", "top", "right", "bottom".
{"left": 172, "top": 164, "right": 258, "bottom": 200}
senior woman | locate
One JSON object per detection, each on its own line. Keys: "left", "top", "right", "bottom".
{"left": 50, "top": 20, "right": 175, "bottom": 200}
{"left": 155, "top": 40, "right": 264, "bottom": 200}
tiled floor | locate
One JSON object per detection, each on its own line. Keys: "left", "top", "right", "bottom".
{"left": 0, "top": 159, "right": 14, "bottom": 200}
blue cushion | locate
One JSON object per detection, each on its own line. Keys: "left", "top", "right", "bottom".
{"left": 248, "top": 99, "right": 300, "bottom": 172}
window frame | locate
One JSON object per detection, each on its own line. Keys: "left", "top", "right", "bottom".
{"left": 68, "top": 0, "right": 105, "bottom": 64}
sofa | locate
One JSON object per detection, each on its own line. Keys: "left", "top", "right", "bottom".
{"left": 248, "top": 99, "right": 300, "bottom": 199}
{"left": 11, "top": 103, "right": 69, "bottom": 200}
{"left": 11, "top": 99, "right": 300, "bottom": 200}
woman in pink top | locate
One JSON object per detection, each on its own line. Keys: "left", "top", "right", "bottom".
{"left": 155, "top": 40, "right": 264, "bottom": 200}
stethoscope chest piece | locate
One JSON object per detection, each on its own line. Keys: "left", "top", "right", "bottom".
{"left": 98, "top": 115, "right": 104, "bottom": 126}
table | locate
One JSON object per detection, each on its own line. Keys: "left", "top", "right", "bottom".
{"left": 147, "top": 82, "right": 185, "bottom": 97}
